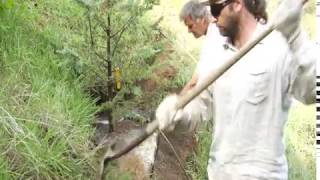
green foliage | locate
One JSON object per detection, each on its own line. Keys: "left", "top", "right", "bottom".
{"left": 70, "top": 0, "right": 170, "bottom": 129}
{"left": 0, "top": 156, "right": 12, "bottom": 180}
{"left": 0, "top": 0, "right": 14, "bottom": 10}
{"left": 0, "top": 0, "right": 168, "bottom": 178}
{"left": 104, "top": 161, "right": 134, "bottom": 180}
{"left": 70, "top": 0, "right": 166, "bottom": 105}
{"left": 285, "top": 104, "right": 316, "bottom": 180}
{"left": 0, "top": 0, "right": 99, "bottom": 178}
{"left": 185, "top": 122, "right": 212, "bottom": 180}
{"left": 114, "top": 25, "right": 165, "bottom": 85}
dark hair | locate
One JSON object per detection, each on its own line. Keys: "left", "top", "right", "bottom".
{"left": 243, "top": 0, "right": 268, "bottom": 24}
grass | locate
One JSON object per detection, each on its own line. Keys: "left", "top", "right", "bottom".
{"left": 285, "top": 103, "right": 316, "bottom": 180}
{"left": 185, "top": 122, "right": 213, "bottom": 180}
{"left": 0, "top": 1, "right": 98, "bottom": 179}
{"left": 1, "top": 0, "right": 174, "bottom": 179}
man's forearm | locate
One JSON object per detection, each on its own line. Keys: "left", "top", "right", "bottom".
{"left": 180, "top": 73, "right": 199, "bottom": 95}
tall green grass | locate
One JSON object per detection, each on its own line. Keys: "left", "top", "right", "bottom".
{"left": 0, "top": 1, "right": 98, "bottom": 179}
{"left": 185, "top": 122, "right": 212, "bottom": 180}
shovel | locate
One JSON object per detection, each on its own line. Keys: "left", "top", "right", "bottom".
{"left": 94, "top": 0, "right": 306, "bottom": 179}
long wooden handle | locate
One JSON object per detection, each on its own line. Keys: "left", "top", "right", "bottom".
{"left": 105, "top": 24, "right": 275, "bottom": 161}
{"left": 105, "top": 0, "right": 307, "bottom": 160}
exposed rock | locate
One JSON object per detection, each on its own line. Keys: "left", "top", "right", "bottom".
{"left": 113, "top": 120, "right": 158, "bottom": 180}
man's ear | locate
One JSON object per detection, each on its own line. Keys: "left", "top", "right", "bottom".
{"left": 200, "top": 17, "right": 206, "bottom": 24}
{"left": 231, "top": 0, "right": 243, "bottom": 12}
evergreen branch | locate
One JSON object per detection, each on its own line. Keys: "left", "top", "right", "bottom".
{"left": 94, "top": 51, "right": 109, "bottom": 69}
{"left": 110, "top": 16, "right": 135, "bottom": 38}
{"left": 111, "top": 16, "right": 136, "bottom": 58}
{"left": 94, "top": 14, "right": 110, "bottom": 34}
{"left": 88, "top": 12, "right": 94, "bottom": 47}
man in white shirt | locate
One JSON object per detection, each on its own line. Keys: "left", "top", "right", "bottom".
{"left": 179, "top": 0, "right": 221, "bottom": 95}
{"left": 155, "top": 0, "right": 317, "bottom": 179}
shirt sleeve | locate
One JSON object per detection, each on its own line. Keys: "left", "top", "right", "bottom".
{"left": 288, "top": 32, "right": 317, "bottom": 104}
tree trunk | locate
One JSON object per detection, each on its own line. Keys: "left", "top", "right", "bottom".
{"left": 106, "top": 14, "right": 113, "bottom": 101}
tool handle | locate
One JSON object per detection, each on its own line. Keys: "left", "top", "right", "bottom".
{"left": 107, "top": 0, "right": 306, "bottom": 159}
{"left": 107, "top": 25, "right": 275, "bottom": 160}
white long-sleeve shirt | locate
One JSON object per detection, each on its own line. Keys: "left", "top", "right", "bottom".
{"left": 177, "top": 23, "right": 222, "bottom": 129}
{"left": 182, "top": 24, "right": 317, "bottom": 179}
{"left": 195, "top": 23, "right": 225, "bottom": 76}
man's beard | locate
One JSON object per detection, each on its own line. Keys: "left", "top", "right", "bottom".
{"left": 219, "top": 15, "right": 238, "bottom": 40}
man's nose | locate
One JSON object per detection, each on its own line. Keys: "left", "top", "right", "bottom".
{"left": 212, "top": 17, "right": 218, "bottom": 23}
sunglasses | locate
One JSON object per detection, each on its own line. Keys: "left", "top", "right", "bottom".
{"left": 210, "top": 0, "right": 233, "bottom": 18}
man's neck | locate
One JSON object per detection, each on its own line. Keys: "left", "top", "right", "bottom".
{"left": 232, "top": 13, "right": 258, "bottom": 49}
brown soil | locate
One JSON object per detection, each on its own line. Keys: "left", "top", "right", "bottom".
{"left": 138, "top": 79, "right": 159, "bottom": 92}
{"left": 137, "top": 64, "right": 177, "bottom": 93}
{"left": 137, "top": 43, "right": 177, "bottom": 93}
{"left": 154, "top": 65, "right": 177, "bottom": 80}
{"left": 156, "top": 44, "right": 175, "bottom": 63}
{"left": 154, "top": 130, "right": 197, "bottom": 180}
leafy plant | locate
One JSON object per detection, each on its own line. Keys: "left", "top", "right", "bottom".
{"left": 0, "top": 0, "right": 14, "bottom": 10}
{"left": 0, "top": 1, "right": 98, "bottom": 179}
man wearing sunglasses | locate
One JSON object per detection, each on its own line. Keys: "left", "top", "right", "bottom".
{"left": 155, "top": 0, "right": 317, "bottom": 179}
